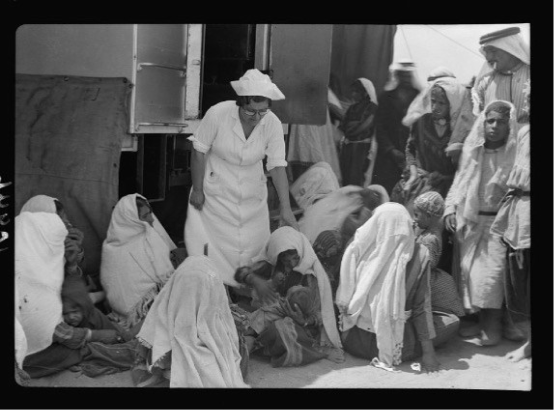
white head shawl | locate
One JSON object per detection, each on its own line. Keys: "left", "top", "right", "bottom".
{"left": 336, "top": 202, "right": 415, "bottom": 367}
{"left": 479, "top": 30, "right": 530, "bottom": 66}
{"left": 357, "top": 78, "right": 378, "bottom": 105}
{"left": 230, "top": 69, "right": 285, "bottom": 101}
{"left": 427, "top": 66, "right": 456, "bottom": 82}
{"left": 20, "top": 195, "right": 58, "bottom": 214}
{"left": 290, "top": 162, "right": 340, "bottom": 211}
{"left": 100, "top": 193, "right": 176, "bottom": 328}
{"left": 383, "top": 59, "right": 424, "bottom": 92}
{"left": 137, "top": 256, "right": 248, "bottom": 388}
{"left": 447, "top": 100, "right": 518, "bottom": 231}
{"left": 474, "top": 30, "right": 530, "bottom": 95}
{"left": 402, "top": 77, "right": 469, "bottom": 128}
{"left": 252, "top": 227, "right": 343, "bottom": 353}
{"left": 15, "top": 212, "right": 67, "bottom": 356}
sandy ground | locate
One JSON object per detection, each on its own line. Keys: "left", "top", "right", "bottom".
{"left": 25, "top": 334, "right": 531, "bottom": 390}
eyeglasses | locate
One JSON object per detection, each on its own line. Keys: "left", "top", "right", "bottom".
{"left": 242, "top": 107, "right": 270, "bottom": 117}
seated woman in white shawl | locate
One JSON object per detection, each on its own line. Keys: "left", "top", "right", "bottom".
{"left": 337, "top": 203, "right": 457, "bottom": 373}
{"left": 100, "top": 194, "right": 182, "bottom": 331}
{"left": 16, "top": 211, "right": 136, "bottom": 379}
{"left": 16, "top": 212, "right": 67, "bottom": 378}
{"left": 233, "top": 227, "right": 344, "bottom": 367}
{"left": 19, "top": 195, "right": 87, "bottom": 280}
{"left": 299, "top": 184, "right": 389, "bottom": 296}
{"left": 134, "top": 256, "right": 248, "bottom": 388}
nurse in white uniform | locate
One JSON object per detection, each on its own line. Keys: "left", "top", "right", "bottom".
{"left": 185, "top": 69, "right": 299, "bottom": 287}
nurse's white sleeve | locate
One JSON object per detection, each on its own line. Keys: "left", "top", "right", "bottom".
{"left": 187, "top": 104, "right": 220, "bottom": 154}
{"left": 265, "top": 116, "right": 287, "bottom": 171}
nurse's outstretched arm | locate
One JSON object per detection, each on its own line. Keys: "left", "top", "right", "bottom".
{"left": 190, "top": 149, "right": 206, "bottom": 211}
{"left": 268, "top": 166, "right": 299, "bottom": 230}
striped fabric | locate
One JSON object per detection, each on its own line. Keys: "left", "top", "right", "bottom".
{"left": 430, "top": 269, "right": 465, "bottom": 317}
{"left": 473, "top": 64, "right": 530, "bottom": 122}
{"left": 416, "top": 229, "right": 443, "bottom": 270}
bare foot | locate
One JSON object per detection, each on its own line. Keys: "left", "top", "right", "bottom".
{"left": 479, "top": 328, "right": 501, "bottom": 346}
{"left": 458, "top": 322, "right": 481, "bottom": 338}
{"left": 506, "top": 341, "right": 531, "bottom": 362}
{"left": 137, "top": 372, "right": 163, "bottom": 387}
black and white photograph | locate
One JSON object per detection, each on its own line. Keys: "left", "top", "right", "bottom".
{"left": 7, "top": 16, "right": 549, "bottom": 405}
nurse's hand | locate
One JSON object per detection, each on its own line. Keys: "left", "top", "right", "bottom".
{"left": 279, "top": 207, "right": 299, "bottom": 230}
{"left": 190, "top": 189, "right": 205, "bottom": 211}
{"left": 444, "top": 213, "right": 457, "bottom": 233}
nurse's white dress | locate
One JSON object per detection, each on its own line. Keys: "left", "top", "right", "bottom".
{"left": 185, "top": 101, "right": 287, "bottom": 286}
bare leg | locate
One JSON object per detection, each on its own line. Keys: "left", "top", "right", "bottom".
{"left": 479, "top": 308, "right": 503, "bottom": 346}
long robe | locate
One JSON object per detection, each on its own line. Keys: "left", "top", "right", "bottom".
{"left": 444, "top": 101, "right": 518, "bottom": 313}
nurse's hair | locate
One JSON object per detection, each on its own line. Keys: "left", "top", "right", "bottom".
{"left": 236, "top": 95, "right": 272, "bottom": 107}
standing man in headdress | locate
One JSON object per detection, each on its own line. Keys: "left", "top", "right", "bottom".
{"left": 372, "top": 59, "right": 423, "bottom": 195}
{"left": 446, "top": 27, "right": 530, "bottom": 168}
{"left": 472, "top": 26, "right": 530, "bottom": 123}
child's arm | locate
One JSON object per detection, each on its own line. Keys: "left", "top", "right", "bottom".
{"left": 416, "top": 233, "right": 442, "bottom": 270}
{"left": 52, "top": 321, "right": 88, "bottom": 349}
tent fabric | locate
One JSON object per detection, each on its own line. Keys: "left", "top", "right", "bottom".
{"left": 331, "top": 25, "right": 397, "bottom": 101}
{"left": 15, "top": 74, "right": 132, "bottom": 277}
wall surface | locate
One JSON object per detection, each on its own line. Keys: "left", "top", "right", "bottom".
{"left": 16, "top": 24, "right": 134, "bottom": 79}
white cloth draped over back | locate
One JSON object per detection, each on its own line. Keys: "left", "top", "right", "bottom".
{"left": 15, "top": 212, "right": 67, "bottom": 357}
{"left": 251, "top": 227, "right": 343, "bottom": 357}
{"left": 137, "top": 256, "right": 248, "bottom": 388}
{"left": 185, "top": 100, "right": 287, "bottom": 287}
{"left": 336, "top": 203, "right": 415, "bottom": 367}
{"left": 299, "top": 185, "right": 369, "bottom": 244}
{"left": 100, "top": 193, "right": 175, "bottom": 329}
{"left": 290, "top": 162, "right": 340, "bottom": 211}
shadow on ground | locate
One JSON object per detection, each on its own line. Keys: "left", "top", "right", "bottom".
{"left": 25, "top": 335, "right": 530, "bottom": 389}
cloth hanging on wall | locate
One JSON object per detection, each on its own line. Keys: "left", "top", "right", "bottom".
{"left": 331, "top": 25, "right": 397, "bottom": 101}
{"left": 15, "top": 74, "right": 132, "bottom": 277}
